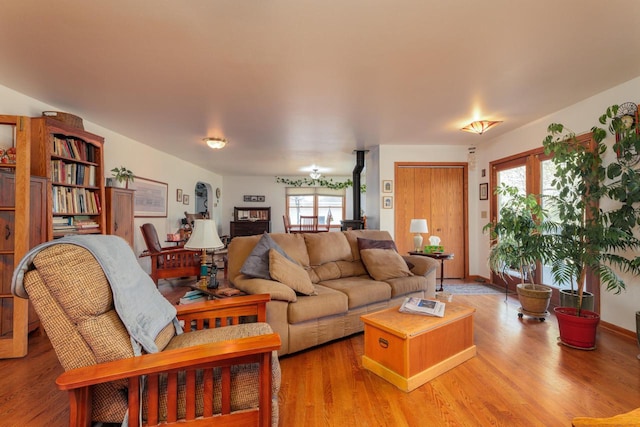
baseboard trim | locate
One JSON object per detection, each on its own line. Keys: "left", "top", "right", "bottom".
{"left": 600, "top": 320, "right": 636, "bottom": 341}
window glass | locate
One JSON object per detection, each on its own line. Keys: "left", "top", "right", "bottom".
{"left": 285, "top": 189, "right": 345, "bottom": 228}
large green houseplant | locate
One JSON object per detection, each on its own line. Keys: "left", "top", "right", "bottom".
{"left": 484, "top": 184, "right": 556, "bottom": 318}
{"left": 543, "top": 104, "right": 640, "bottom": 348}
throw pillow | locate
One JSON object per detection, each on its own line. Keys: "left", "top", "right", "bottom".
{"left": 269, "top": 249, "right": 317, "bottom": 295}
{"left": 360, "top": 248, "right": 413, "bottom": 281}
{"left": 357, "top": 237, "right": 414, "bottom": 270}
{"left": 357, "top": 237, "right": 398, "bottom": 251}
{"left": 240, "top": 233, "right": 293, "bottom": 280}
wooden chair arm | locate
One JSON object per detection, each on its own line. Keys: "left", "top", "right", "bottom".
{"left": 176, "top": 294, "right": 270, "bottom": 314}
{"left": 56, "top": 333, "right": 281, "bottom": 391}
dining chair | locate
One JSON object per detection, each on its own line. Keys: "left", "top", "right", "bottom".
{"left": 299, "top": 215, "right": 318, "bottom": 232}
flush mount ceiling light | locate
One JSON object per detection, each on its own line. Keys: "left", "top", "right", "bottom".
{"left": 309, "top": 168, "right": 321, "bottom": 179}
{"left": 461, "top": 120, "right": 503, "bottom": 135}
{"left": 204, "top": 137, "right": 227, "bottom": 149}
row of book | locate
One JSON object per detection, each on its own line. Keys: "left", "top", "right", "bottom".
{"left": 50, "top": 160, "right": 96, "bottom": 187}
{"left": 52, "top": 186, "right": 101, "bottom": 214}
{"left": 53, "top": 216, "right": 100, "bottom": 233}
{"left": 52, "top": 135, "right": 97, "bottom": 163}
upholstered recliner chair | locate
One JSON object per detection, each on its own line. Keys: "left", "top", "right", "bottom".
{"left": 139, "top": 222, "right": 202, "bottom": 285}
{"left": 12, "top": 235, "right": 281, "bottom": 427}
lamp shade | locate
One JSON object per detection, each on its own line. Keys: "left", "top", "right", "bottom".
{"left": 409, "top": 219, "right": 428, "bottom": 234}
{"left": 184, "top": 219, "right": 224, "bottom": 250}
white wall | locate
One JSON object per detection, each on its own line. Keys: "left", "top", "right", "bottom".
{"left": 475, "top": 75, "right": 640, "bottom": 332}
{"left": 0, "top": 84, "right": 223, "bottom": 272}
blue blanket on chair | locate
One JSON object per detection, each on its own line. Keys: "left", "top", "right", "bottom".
{"left": 12, "top": 234, "right": 182, "bottom": 355}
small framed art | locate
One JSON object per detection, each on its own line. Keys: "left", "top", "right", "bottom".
{"left": 183, "top": 194, "right": 190, "bottom": 205}
{"left": 382, "top": 196, "right": 393, "bottom": 209}
{"left": 176, "top": 188, "right": 183, "bottom": 202}
{"left": 479, "top": 183, "right": 489, "bottom": 200}
{"left": 382, "top": 180, "right": 392, "bottom": 193}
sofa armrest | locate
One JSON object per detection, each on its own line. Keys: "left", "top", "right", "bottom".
{"left": 403, "top": 255, "right": 439, "bottom": 277}
{"left": 233, "top": 274, "right": 298, "bottom": 302}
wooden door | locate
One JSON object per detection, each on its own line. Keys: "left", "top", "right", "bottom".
{"left": 395, "top": 164, "right": 467, "bottom": 279}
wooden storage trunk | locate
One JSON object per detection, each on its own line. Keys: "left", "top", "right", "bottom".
{"left": 361, "top": 302, "right": 476, "bottom": 392}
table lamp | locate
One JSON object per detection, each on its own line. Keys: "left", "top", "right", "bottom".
{"left": 409, "top": 219, "right": 428, "bottom": 252}
{"left": 184, "top": 219, "right": 224, "bottom": 288}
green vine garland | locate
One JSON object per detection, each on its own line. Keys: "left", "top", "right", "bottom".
{"left": 275, "top": 176, "right": 366, "bottom": 193}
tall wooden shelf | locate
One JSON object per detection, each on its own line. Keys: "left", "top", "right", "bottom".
{"left": 0, "top": 115, "right": 39, "bottom": 358}
{"left": 30, "top": 117, "right": 106, "bottom": 240}
{"left": 105, "top": 187, "right": 135, "bottom": 248}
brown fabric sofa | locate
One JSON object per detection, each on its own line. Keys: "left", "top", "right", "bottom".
{"left": 227, "top": 229, "right": 439, "bottom": 355}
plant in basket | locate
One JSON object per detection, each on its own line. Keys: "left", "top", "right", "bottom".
{"left": 483, "top": 184, "right": 556, "bottom": 320}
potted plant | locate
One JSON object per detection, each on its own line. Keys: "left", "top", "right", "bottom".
{"left": 543, "top": 104, "right": 640, "bottom": 349}
{"left": 110, "top": 166, "right": 134, "bottom": 188}
{"left": 484, "top": 184, "right": 555, "bottom": 320}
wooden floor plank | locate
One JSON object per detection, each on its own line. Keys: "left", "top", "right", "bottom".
{"left": 1, "top": 280, "right": 639, "bottom": 426}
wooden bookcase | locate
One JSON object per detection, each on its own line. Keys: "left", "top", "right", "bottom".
{"left": 30, "top": 117, "right": 106, "bottom": 240}
{"left": 230, "top": 207, "right": 271, "bottom": 238}
{"left": 0, "top": 115, "right": 41, "bottom": 358}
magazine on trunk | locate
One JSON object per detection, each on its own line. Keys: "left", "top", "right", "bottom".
{"left": 399, "top": 297, "right": 446, "bottom": 317}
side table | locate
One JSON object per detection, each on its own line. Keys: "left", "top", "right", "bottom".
{"left": 408, "top": 251, "right": 454, "bottom": 292}
{"left": 187, "top": 277, "right": 246, "bottom": 300}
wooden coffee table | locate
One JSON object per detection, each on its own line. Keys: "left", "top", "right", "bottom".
{"left": 361, "top": 301, "right": 476, "bottom": 392}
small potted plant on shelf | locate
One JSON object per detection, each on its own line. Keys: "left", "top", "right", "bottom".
{"left": 110, "top": 166, "right": 134, "bottom": 188}
{"left": 483, "top": 184, "right": 555, "bottom": 320}
{"left": 542, "top": 103, "right": 640, "bottom": 349}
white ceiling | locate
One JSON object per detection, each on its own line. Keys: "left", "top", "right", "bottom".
{"left": 1, "top": 1, "right": 640, "bottom": 176}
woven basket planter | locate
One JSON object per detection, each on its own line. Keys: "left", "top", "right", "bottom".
{"left": 516, "top": 283, "right": 552, "bottom": 315}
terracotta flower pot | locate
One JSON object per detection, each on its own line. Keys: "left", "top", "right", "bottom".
{"left": 554, "top": 307, "right": 600, "bottom": 350}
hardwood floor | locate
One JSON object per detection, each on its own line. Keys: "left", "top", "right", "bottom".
{"left": 1, "top": 281, "right": 639, "bottom": 426}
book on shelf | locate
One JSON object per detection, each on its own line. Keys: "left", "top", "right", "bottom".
{"left": 179, "top": 289, "right": 207, "bottom": 305}
{"left": 399, "top": 297, "right": 446, "bottom": 317}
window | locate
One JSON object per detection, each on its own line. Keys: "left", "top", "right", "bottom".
{"left": 490, "top": 148, "right": 563, "bottom": 287}
{"left": 285, "top": 187, "right": 345, "bottom": 228}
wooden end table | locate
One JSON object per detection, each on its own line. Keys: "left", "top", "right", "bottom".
{"left": 408, "top": 251, "right": 454, "bottom": 292}
{"left": 187, "top": 277, "right": 246, "bottom": 300}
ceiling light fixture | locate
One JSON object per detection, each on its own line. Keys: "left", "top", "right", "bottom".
{"left": 309, "top": 168, "right": 321, "bottom": 179}
{"left": 461, "top": 120, "right": 503, "bottom": 135}
{"left": 204, "top": 137, "right": 227, "bottom": 149}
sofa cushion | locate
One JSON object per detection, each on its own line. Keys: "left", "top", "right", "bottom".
{"left": 287, "top": 285, "right": 348, "bottom": 324}
{"left": 319, "top": 276, "right": 391, "bottom": 309}
{"left": 386, "top": 275, "right": 429, "bottom": 297}
{"left": 310, "top": 261, "right": 342, "bottom": 283}
{"left": 304, "top": 232, "right": 352, "bottom": 265}
{"left": 336, "top": 260, "right": 368, "bottom": 277}
{"left": 240, "top": 233, "right": 293, "bottom": 280}
{"left": 360, "top": 248, "right": 413, "bottom": 281}
{"left": 269, "top": 249, "right": 317, "bottom": 295}
{"left": 233, "top": 274, "right": 298, "bottom": 302}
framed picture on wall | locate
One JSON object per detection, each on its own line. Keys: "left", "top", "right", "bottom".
{"left": 183, "top": 194, "right": 190, "bottom": 205}
{"left": 176, "top": 188, "right": 183, "bottom": 202}
{"left": 129, "top": 177, "right": 168, "bottom": 217}
{"left": 382, "top": 195, "right": 393, "bottom": 209}
{"left": 382, "top": 180, "right": 392, "bottom": 193}
{"left": 479, "top": 183, "right": 489, "bottom": 200}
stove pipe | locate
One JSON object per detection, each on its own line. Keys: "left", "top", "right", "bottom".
{"left": 352, "top": 150, "right": 365, "bottom": 221}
